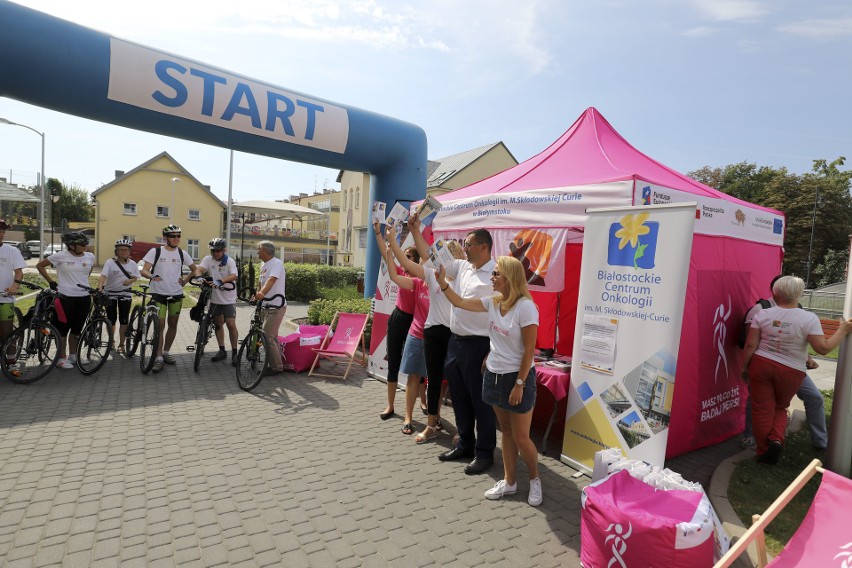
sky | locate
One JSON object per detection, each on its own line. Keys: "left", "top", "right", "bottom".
{"left": 1, "top": 0, "right": 852, "bottom": 204}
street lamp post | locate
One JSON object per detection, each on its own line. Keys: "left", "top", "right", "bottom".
{"left": 170, "top": 177, "right": 181, "bottom": 222}
{"left": 0, "top": 118, "right": 45, "bottom": 257}
{"left": 805, "top": 186, "right": 821, "bottom": 289}
{"left": 51, "top": 193, "right": 60, "bottom": 249}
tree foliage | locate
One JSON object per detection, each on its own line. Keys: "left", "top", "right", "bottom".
{"left": 47, "top": 178, "right": 94, "bottom": 226}
{"left": 813, "top": 249, "right": 849, "bottom": 288}
{"left": 689, "top": 158, "right": 852, "bottom": 285}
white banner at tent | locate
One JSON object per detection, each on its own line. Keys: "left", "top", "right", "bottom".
{"left": 561, "top": 203, "right": 696, "bottom": 473}
{"left": 634, "top": 181, "right": 784, "bottom": 246}
{"left": 434, "top": 182, "right": 632, "bottom": 230}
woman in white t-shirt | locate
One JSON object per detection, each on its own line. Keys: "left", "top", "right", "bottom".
{"left": 743, "top": 275, "right": 852, "bottom": 464}
{"left": 437, "top": 256, "right": 543, "bottom": 507}
{"left": 98, "top": 239, "right": 140, "bottom": 356}
{"left": 36, "top": 232, "right": 95, "bottom": 369}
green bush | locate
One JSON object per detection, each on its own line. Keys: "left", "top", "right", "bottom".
{"left": 307, "top": 297, "right": 373, "bottom": 348}
{"left": 234, "top": 261, "right": 362, "bottom": 303}
{"left": 283, "top": 263, "right": 320, "bottom": 301}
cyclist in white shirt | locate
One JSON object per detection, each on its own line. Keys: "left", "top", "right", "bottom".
{"left": 254, "top": 241, "right": 286, "bottom": 376}
{"left": 98, "top": 239, "right": 139, "bottom": 357}
{"left": 36, "top": 232, "right": 95, "bottom": 369}
{"left": 197, "top": 238, "right": 239, "bottom": 365}
{"left": 0, "top": 219, "right": 26, "bottom": 365}
{"left": 140, "top": 225, "right": 198, "bottom": 373}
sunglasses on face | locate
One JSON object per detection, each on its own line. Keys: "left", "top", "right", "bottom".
{"left": 166, "top": 234, "right": 181, "bottom": 239}
{"left": 492, "top": 271, "right": 501, "bottom": 278}
{"left": 463, "top": 242, "right": 480, "bottom": 250}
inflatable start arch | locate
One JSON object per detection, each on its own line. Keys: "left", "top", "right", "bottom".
{"left": 0, "top": 0, "right": 427, "bottom": 296}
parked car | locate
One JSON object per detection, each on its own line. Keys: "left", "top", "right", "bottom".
{"left": 26, "top": 240, "right": 43, "bottom": 256}
{"left": 4, "top": 241, "right": 32, "bottom": 260}
{"left": 41, "top": 243, "right": 63, "bottom": 258}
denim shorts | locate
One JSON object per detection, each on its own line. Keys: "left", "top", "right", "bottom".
{"left": 482, "top": 368, "right": 536, "bottom": 413}
{"left": 400, "top": 335, "right": 427, "bottom": 377}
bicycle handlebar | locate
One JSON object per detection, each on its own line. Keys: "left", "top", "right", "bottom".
{"left": 189, "top": 276, "right": 236, "bottom": 291}
{"left": 249, "top": 293, "right": 285, "bottom": 310}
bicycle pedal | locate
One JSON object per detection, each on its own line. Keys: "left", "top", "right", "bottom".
{"left": 186, "top": 346, "right": 195, "bottom": 352}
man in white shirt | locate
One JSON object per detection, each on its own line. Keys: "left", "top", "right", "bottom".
{"left": 0, "top": 219, "right": 25, "bottom": 365}
{"left": 198, "top": 238, "right": 239, "bottom": 364}
{"left": 254, "top": 241, "right": 287, "bottom": 376}
{"left": 141, "top": 225, "right": 198, "bottom": 373}
{"left": 419, "top": 223, "right": 497, "bottom": 475}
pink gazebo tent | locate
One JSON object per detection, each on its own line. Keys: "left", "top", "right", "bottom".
{"left": 428, "top": 107, "right": 785, "bottom": 458}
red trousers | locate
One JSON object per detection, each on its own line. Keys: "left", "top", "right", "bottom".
{"left": 748, "top": 355, "right": 805, "bottom": 457}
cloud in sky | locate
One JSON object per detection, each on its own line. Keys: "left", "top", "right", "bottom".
{"left": 778, "top": 18, "right": 852, "bottom": 40}
{"left": 691, "top": 0, "right": 768, "bottom": 22}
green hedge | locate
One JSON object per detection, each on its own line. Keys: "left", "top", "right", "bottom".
{"left": 237, "top": 261, "right": 363, "bottom": 302}
{"left": 307, "top": 297, "right": 373, "bottom": 348}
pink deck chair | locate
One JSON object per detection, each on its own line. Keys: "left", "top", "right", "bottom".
{"left": 715, "top": 458, "right": 852, "bottom": 567}
{"left": 308, "top": 312, "right": 368, "bottom": 380}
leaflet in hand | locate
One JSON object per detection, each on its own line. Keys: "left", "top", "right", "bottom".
{"left": 385, "top": 202, "right": 410, "bottom": 227}
{"left": 371, "top": 201, "right": 387, "bottom": 224}
{"left": 427, "top": 239, "right": 457, "bottom": 269}
{"left": 415, "top": 196, "right": 442, "bottom": 226}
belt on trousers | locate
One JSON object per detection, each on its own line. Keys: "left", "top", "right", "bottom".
{"left": 452, "top": 333, "right": 487, "bottom": 341}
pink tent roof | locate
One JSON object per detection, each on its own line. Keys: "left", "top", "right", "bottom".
{"left": 436, "top": 107, "right": 780, "bottom": 214}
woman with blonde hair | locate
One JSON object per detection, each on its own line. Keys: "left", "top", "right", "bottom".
{"left": 437, "top": 255, "right": 542, "bottom": 506}
{"left": 743, "top": 275, "right": 852, "bottom": 464}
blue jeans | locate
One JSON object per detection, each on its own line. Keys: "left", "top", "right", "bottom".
{"left": 743, "top": 374, "right": 827, "bottom": 448}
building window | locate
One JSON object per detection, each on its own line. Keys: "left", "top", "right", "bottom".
{"left": 355, "top": 188, "right": 360, "bottom": 209}
{"left": 188, "top": 209, "right": 201, "bottom": 221}
{"left": 187, "top": 239, "right": 199, "bottom": 259}
{"left": 123, "top": 203, "right": 137, "bottom": 215}
{"left": 122, "top": 234, "right": 136, "bottom": 242}
{"left": 357, "top": 228, "right": 367, "bottom": 249}
{"left": 157, "top": 206, "right": 170, "bottom": 218}
{"left": 343, "top": 190, "right": 348, "bottom": 210}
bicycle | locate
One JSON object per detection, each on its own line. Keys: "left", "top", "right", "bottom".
{"left": 75, "top": 284, "right": 127, "bottom": 375}
{"left": 186, "top": 276, "right": 236, "bottom": 373}
{"left": 123, "top": 284, "right": 166, "bottom": 374}
{"left": 0, "top": 281, "right": 61, "bottom": 384}
{"left": 235, "top": 294, "right": 285, "bottom": 392}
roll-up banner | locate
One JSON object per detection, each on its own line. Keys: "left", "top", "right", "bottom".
{"left": 561, "top": 203, "right": 696, "bottom": 472}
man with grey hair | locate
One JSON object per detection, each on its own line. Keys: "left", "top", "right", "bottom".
{"left": 254, "top": 241, "right": 287, "bottom": 376}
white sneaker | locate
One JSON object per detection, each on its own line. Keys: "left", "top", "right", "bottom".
{"left": 528, "top": 478, "right": 543, "bottom": 507}
{"left": 484, "top": 479, "right": 517, "bottom": 501}
{"left": 56, "top": 358, "right": 74, "bottom": 369}
{"left": 67, "top": 354, "right": 77, "bottom": 363}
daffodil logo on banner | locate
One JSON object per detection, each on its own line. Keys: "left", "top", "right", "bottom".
{"left": 607, "top": 212, "right": 659, "bottom": 269}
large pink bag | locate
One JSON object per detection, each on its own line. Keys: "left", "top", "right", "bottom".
{"left": 581, "top": 470, "right": 715, "bottom": 568}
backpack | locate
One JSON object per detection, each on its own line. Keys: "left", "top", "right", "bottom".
{"left": 738, "top": 298, "right": 771, "bottom": 349}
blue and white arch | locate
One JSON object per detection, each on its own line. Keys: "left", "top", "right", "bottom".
{"left": 0, "top": 0, "right": 427, "bottom": 296}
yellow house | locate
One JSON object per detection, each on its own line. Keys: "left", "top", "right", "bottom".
{"left": 336, "top": 142, "right": 517, "bottom": 268}
{"left": 91, "top": 152, "right": 225, "bottom": 265}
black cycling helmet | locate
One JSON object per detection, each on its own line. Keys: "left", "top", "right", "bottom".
{"left": 62, "top": 232, "right": 89, "bottom": 246}
{"left": 0, "top": 219, "right": 9, "bottom": 230}
{"left": 208, "top": 238, "right": 226, "bottom": 251}
{"left": 114, "top": 238, "right": 133, "bottom": 249}
{"left": 162, "top": 224, "right": 182, "bottom": 237}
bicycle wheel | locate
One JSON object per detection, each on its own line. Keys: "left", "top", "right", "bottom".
{"left": 12, "top": 306, "right": 23, "bottom": 331}
{"left": 139, "top": 312, "right": 160, "bottom": 375}
{"left": 193, "top": 314, "right": 211, "bottom": 373}
{"left": 1, "top": 322, "right": 60, "bottom": 384}
{"left": 236, "top": 329, "right": 268, "bottom": 391}
{"left": 125, "top": 306, "right": 143, "bottom": 357}
{"left": 76, "top": 317, "right": 112, "bottom": 375}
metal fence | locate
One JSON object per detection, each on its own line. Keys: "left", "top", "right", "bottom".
{"left": 801, "top": 290, "right": 846, "bottom": 319}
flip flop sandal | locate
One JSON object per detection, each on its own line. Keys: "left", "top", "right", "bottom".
{"left": 401, "top": 423, "right": 415, "bottom": 435}
{"left": 415, "top": 426, "right": 436, "bottom": 444}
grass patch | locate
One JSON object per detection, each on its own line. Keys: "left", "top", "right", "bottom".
{"left": 727, "top": 390, "right": 833, "bottom": 554}
{"left": 808, "top": 345, "right": 838, "bottom": 360}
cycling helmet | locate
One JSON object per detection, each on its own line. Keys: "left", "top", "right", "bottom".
{"left": 209, "top": 238, "right": 227, "bottom": 251}
{"left": 114, "top": 239, "right": 133, "bottom": 249}
{"left": 62, "top": 232, "right": 89, "bottom": 246}
{"left": 162, "top": 224, "right": 182, "bottom": 236}
{"left": 0, "top": 219, "right": 9, "bottom": 230}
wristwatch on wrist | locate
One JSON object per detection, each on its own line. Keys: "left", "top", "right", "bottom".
{"left": 515, "top": 378, "right": 524, "bottom": 386}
